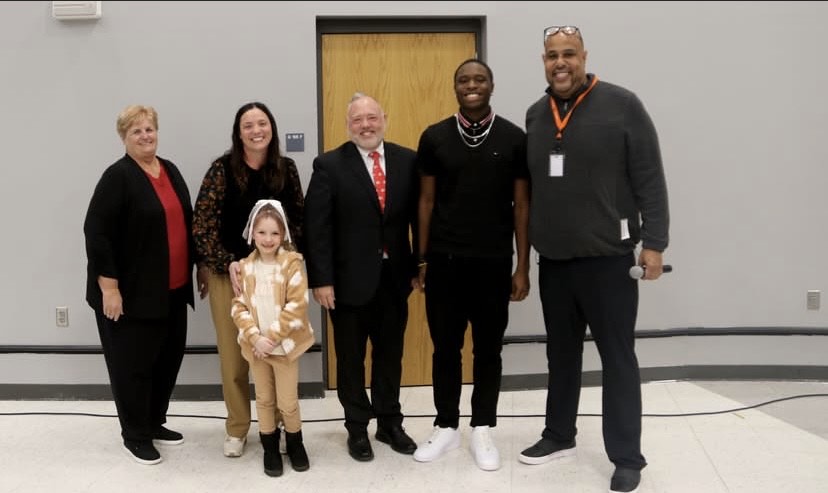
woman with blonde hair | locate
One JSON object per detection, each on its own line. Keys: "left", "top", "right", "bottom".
{"left": 84, "top": 105, "right": 197, "bottom": 465}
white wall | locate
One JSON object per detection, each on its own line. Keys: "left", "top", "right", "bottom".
{"left": 1, "top": 1, "right": 826, "bottom": 385}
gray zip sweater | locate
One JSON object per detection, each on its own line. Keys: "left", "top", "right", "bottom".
{"left": 526, "top": 75, "right": 669, "bottom": 259}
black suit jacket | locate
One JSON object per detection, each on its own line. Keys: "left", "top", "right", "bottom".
{"left": 304, "top": 141, "right": 418, "bottom": 306}
{"left": 84, "top": 154, "right": 195, "bottom": 318}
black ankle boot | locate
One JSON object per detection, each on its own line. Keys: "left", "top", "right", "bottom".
{"left": 260, "top": 431, "right": 283, "bottom": 477}
{"left": 285, "top": 430, "right": 310, "bottom": 471}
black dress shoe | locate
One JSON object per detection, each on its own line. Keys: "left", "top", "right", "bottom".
{"left": 376, "top": 425, "right": 417, "bottom": 455}
{"left": 347, "top": 432, "right": 374, "bottom": 462}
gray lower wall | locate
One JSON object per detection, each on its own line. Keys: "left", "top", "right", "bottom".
{"left": 3, "top": 334, "right": 826, "bottom": 400}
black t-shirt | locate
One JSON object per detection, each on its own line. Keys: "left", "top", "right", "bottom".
{"left": 416, "top": 115, "right": 528, "bottom": 258}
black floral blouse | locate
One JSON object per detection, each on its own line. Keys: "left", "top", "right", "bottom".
{"left": 193, "top": 157, "right": 304, "bottom": 274}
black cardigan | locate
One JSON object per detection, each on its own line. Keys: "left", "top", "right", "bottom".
{"left": 84, "top": 154, "right": 195, "bottom": 318}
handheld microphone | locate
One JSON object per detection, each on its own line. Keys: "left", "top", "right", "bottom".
{"left": 629, "top": 264, "right": 672, "bottom": 279}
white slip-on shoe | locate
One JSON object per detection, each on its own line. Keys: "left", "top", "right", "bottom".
{"left": 413, "top": 426, "right": 460, "bottom": 462}
{"left": 223, "top": 435, "right": 246, "bottom": 458}
{"left": 470, "top": 426, "right": 500, "bottom": 471}
{"left": 278, "top": 424, "right": 286, "bottom": 454}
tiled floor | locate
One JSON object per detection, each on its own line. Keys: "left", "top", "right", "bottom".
{"left": 1, "top": 380, "right": 826, "bottom": 492}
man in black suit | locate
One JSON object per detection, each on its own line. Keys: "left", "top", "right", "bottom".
{"left": 304, "top": 93, "right": 419, "bottom": 462}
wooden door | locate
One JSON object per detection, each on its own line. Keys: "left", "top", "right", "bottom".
{"left": 320, "top": 31, "right": 476, "bottom": 388}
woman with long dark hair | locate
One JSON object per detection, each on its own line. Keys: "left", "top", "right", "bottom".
{"left": 193, "top": 102, "right": 305, "bottom": 458}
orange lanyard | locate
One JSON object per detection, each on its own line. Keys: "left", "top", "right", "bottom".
{"left": 549, "top": 75, "right": 599, "bottom": 140}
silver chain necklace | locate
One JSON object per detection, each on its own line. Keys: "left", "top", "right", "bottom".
{"left": 455, "top": 113, "right": 496, "bottom": 148}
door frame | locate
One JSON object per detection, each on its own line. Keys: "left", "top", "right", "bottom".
{"left": 315, "top": 16, "right": 485, "bottom": 389}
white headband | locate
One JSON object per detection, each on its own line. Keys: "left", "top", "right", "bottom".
{"left": 241, "top": 199, "right": 292, "bottom": 246}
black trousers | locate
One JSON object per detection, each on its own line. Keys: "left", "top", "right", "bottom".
{"left": 330, "top": 262, "right": 408, "bottom": 434}
{"left": 95, "top": 287, "right": 188, "bottom": 442}
{"left": 538, "top": 253, "right": 647, "bottom": 470}
{"left": 425, "top": 254, "right": 512, "bottom": 428}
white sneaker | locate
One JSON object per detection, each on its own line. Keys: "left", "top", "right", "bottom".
{"left": 279, "top": 429, "right": 287, "bottom": 455}
{"left": 413, "top": 426, "right": 460, "bottom": 462}
{"left": 223, "top": 435, "right": 246, "bottom": 458}
{"left": 470, "top": 426, "right": 501, "bottom": 471}
{"left": 278, "top": 425, "right": 286, "bottom": 455}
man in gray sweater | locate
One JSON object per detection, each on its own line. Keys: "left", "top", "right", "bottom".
{"left": 519, "top": 25, "right": 670, "bottom": 493}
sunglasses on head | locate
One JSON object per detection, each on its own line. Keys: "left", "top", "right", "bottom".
{"left": 544, "top": 25, "right": 581, "bottom": 40}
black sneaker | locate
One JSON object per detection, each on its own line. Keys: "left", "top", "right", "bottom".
{"left": 609, "top": 467, "right": 641, "bottom": 493}
{"left": 123, "top": 440, "right": 162, "bottom": 465}
{"left": 518, "top": 437, "right": 576, "bottom": 465}
{"left": 153, "top": 426, "right": 184, "bottom": 445}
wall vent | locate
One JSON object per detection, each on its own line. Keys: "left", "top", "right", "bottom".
{"left": 52, "top": 1, "right": 102, "bottom": 20}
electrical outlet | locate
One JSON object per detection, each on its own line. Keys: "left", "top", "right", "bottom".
{"left": 807, "top": 290, "right": 820, "bottom": 310}
{"left": 56, "top": 306, "right": 69, "bottom": 327}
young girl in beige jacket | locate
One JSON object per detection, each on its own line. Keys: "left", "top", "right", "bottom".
{"left": 231, "top": 199, "right": 314, "bottom": 477}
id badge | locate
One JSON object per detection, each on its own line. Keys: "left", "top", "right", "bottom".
{"left": 548, "top": 153, "right": 564, "bottom": 177}
{"left": 620, "top": 218, "right": 630, "bottom": 240}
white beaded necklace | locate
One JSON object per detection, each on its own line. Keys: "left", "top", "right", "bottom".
{"left": 455, "top": 112, "right": 496, "bottom": 148}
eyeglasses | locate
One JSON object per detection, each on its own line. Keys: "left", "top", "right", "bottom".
{"left": 544, "top": 26, "right": 581, "bottom": 39}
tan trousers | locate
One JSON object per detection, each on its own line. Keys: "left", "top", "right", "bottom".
{"left": 208, "top": 273, "right": 281, "bottom": 438}
{"left": 241, "top": 344, "right": 302, "bottom": 433}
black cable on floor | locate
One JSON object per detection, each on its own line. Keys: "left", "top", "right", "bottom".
{"left": 1, "top": 393, "right": 825, "bottom": 421}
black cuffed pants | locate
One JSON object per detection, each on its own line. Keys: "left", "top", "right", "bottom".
{"left": 425, "top": 254, "right": 512, "bottom": 429}
{"left": 538, "top": 253, "right": 647, "bottom": 470}
{"left": 330, "top": 262, "right": 408, "bottom": 434}
{"left": 96, "top": 287, "right": 188, "bottom": 442}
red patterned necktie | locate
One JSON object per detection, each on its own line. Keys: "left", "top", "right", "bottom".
{"left": 369, "top": 151, "right": 386, "bottom": 212}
